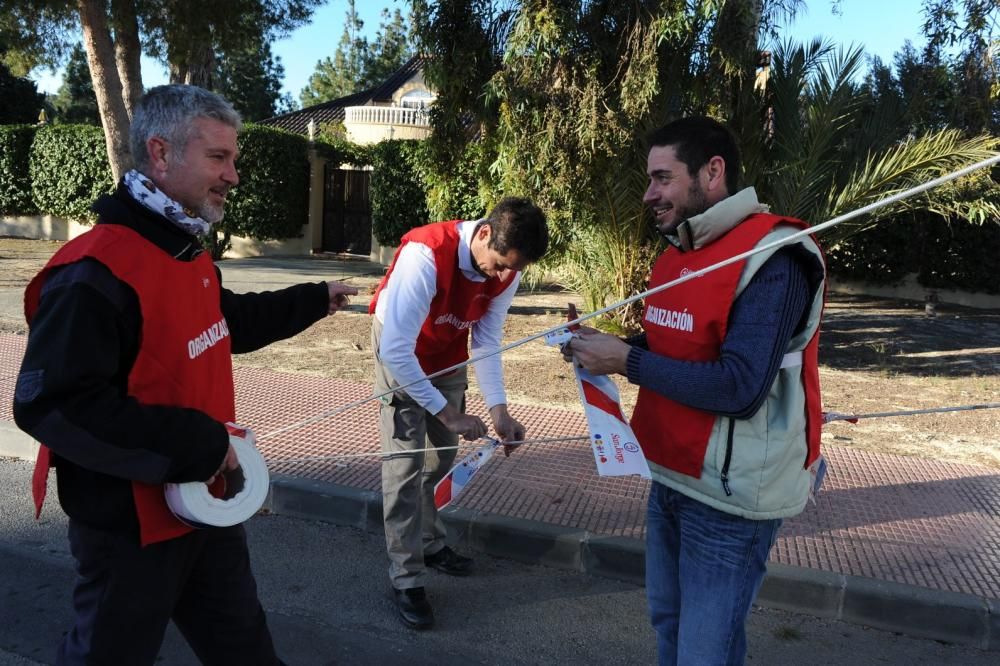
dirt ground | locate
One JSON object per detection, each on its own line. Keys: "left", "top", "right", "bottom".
{"left": 2, "top": 237, "right": 998, "bottom": 469}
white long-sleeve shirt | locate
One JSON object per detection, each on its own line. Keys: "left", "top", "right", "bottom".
{"left": 373, "top": 220, "right": 520, "bottom": 414}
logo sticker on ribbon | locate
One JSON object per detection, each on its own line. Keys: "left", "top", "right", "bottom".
{"left": 434, "top": 439, "right": 501, "bottom": 510}
{"left": 574, "top": 366, "right": 650, "bottom": 478}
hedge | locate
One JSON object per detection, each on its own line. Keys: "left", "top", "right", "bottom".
{"left": 315, "top": 123, "right": 372, "bottom": 168}
{"left": 29, "top": 124, "right": 114, "bottom": 220}
{"left": 222, "top": 123, "right": 312, "bottom": 241}
{"left": 826, "top": 213, "right": 1000, "bottom": 295}
{"left": 370, "top": 139, "right": 429, "bottom": 245}
{"left": 918, "top": 219, "right": 1000, "bottom": 294}
{"left": 417, "top": 139, "right": 485, "bottom": 223}
{"left": 0, "top": 124, "right": 38, "bottom": 215}
{"left": 6, "top": 122, "right": 320, "bottom": 243}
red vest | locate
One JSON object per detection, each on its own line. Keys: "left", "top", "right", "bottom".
{"left": 26, "top": 224, "right": 235, "bottom": 546}
{"left": 369, "top": 221, "right": 516, "bottom": 374}
{"left": 631, "top": 213, "right": 823, "bottom": 477}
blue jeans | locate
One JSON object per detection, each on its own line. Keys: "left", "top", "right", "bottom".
{"left": 646, "top": 482, "right": 781, "bottom": 666}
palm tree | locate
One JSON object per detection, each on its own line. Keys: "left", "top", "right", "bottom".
{"left": 744, "top": 39, "right": 999, "bottom": 246}
{"left": 417, "top": 3, "right": 998, "bottom": 333}
{"left": 556, "top": 125, "right": 663, "bottom": 334}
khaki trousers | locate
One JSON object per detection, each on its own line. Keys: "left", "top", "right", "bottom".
{"left": 372, "top": 320, "right": 467, "bottom": 589}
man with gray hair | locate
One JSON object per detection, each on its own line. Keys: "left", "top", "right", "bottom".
{"left": 13, "top": 84, "right": 356, "bottom": 665}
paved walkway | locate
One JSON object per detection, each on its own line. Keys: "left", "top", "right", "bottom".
{"left": 1, "top": 253, "right": 999, "bottom": 649}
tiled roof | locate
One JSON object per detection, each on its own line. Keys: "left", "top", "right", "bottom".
{"left": 260, "top": 56, "right": 426, "bottom": 135}
{"left": 259, "top": 88, "right": 371, "bottom": 134}
{"left": 367, "top": 55, "right": 424, "bottom": 102}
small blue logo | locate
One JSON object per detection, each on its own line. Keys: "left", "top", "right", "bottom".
{"left": 14, "top": 369, "right": 44, "bottom": 403}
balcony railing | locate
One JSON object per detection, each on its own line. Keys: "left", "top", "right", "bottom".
{"left": 344, "top": 105, "right": 430, "bottom": 127}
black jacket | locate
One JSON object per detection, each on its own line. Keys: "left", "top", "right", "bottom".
{"left": 12, "top": 183, "right": 329, "bottom": 536}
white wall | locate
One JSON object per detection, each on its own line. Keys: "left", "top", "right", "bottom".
{"left": 1, "top": 215, "right": 90, "bottom": 241}
{"left": 829, "top": 275, "right": 1000, "bottom": 309}
{"left": 224, "top": 232, "right": 312, "bottom": 258}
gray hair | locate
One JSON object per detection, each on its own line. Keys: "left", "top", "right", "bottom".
{"left": 130, "top": 84, "right": 242, "bottom": 172}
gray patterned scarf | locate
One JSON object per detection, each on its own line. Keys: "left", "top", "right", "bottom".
{"left": 124, "top": 169, "right": 210, "bottom": 236}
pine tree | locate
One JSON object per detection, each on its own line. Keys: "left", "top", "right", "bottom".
{"left": 52, "top": 42, "right": 100, "bottom": 124}
{"left": 359, "top": 8, "right": 411, "bottom": 90}
{"left": 299, "top": 0, "right": 366, "bottom": 106}
{"left": 217, "top": 32, "right": 291, "bottom": 121}
{"left": 299, "top": 0, "right": 416, "bottom": 107}
{"left": 0, "top": 59, "right": 48, "bottom": 124}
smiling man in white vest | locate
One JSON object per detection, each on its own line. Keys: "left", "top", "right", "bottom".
{"left": 567, "top": 116, "right": 826, "bottom": 665}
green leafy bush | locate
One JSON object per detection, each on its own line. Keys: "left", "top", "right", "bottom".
{"left": 29, "top": 124, "right": 113, "bottom": 220}
{"left": 223, "top": 123, "right": 311, "bottom": 240}
{"left": 0, "top": 124, "right": 38, "bottom": 215}
{"left": 414, "top": 139, "right": 486, "bottom": 222}
{"left": 315, "top": 121, "right": 372, "bottom": 168}
{"left": 370, "top": 139, "right": 429, "bottom": 245}
{"left": 826, "top": 213, "right": 1000, "bottom": 295}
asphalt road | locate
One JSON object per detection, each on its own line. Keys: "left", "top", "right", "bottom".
{"left": 1, "top": 459, "right": 994, "bottom": 666}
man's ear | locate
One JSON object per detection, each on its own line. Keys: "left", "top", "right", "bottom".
{"left": 146, "top": 136, "right": 169, "bottom": 173}
{"left": 703, "top": 155, "right": 727, "bottom": 195}
{"left": 477, "top": 223, "right": 493, "bottom": 246}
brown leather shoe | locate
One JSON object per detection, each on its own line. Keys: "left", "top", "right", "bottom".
{"left": 393, "top": 586, "right": 434, "bottom": 629}
{"left": 425, "top": 546, "right": 474, "bottom": 576}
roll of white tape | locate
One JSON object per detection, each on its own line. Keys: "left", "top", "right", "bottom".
{"left": 164, "top": 433, "right": 269, "bottom": 528}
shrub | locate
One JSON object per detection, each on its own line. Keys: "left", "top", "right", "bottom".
{"left": 29, "top": 124, "right": 114, "bottom": 220}
{"left": 0, "top": 124, "right": 38, "bottom": 215}
{"left": 826, "top": 213, "right": 1000, "bottom": 295}
{"left": 414, "top": 139, "right": 486, "bottom": 222}
{"left": 370, "top": 139, "right": 429, "bottom": 245}
{"left": 916, "top": 218, "right": 1000, "bottom": 294}
{"left": 223, "top": 123, "right": 311, "bottom": 241}
{"left": 315, "top": 121, "right": 372, "bottom": 167}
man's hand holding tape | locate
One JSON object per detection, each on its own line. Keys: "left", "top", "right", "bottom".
{"left": 562, "top": 327, "right": 632, "bottom": 376}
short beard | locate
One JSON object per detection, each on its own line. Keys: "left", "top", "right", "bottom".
{"left": 675, "top": 180, "right": 710, "bottom": 222}
{"left": 656, "top": 181, "right": 710, "bottom": 236}
{"left": 165, "top": 152, "right": 225, "bottom": 225}
{"left": 196, "top": 201, "right": 225, "bottom": 224}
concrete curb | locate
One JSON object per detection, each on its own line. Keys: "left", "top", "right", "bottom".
{"left": 268, "top": 475, "right": 1000, "bottom": 651}
{"left": 0, "top": 422, "right": 39, "bottom": 460}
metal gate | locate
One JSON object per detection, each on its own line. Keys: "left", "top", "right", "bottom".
{"left": 322, "top": 167, "right": 371, "bottom": 254}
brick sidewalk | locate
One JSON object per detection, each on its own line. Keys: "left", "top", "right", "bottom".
{"left": 3, "top": 332, "right": 999, "bottom": 601}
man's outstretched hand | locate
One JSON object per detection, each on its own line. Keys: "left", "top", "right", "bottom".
{"left": 326, "top": 281, "right": 359, "bottom": 314}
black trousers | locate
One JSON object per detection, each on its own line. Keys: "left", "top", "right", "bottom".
{"left": 59, "top": 520, "right": 279, "bottom": 666}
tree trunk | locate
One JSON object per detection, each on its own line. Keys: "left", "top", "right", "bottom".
{"left": 110, "top": 0, "right": 143, "bottom": 119}
{"left": 168, "top": 46, "right": 215, "bottom": 89}
{"left": 78, "top": 0, "right": 132, "bottom": 182}
{"left": 167, "top": 34, "right": 188, "bottom": 84}
{"left": 166, "top": 23, "right": 216, "bottom": 90}
{"left": 206, "top": 228, "right": 231, "bottom": 260}
{"left": 168, "top": 61, "right": 188, "bottom": 84}
{"left": 183, "top": 43, "right": 216, "bottom": 89}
